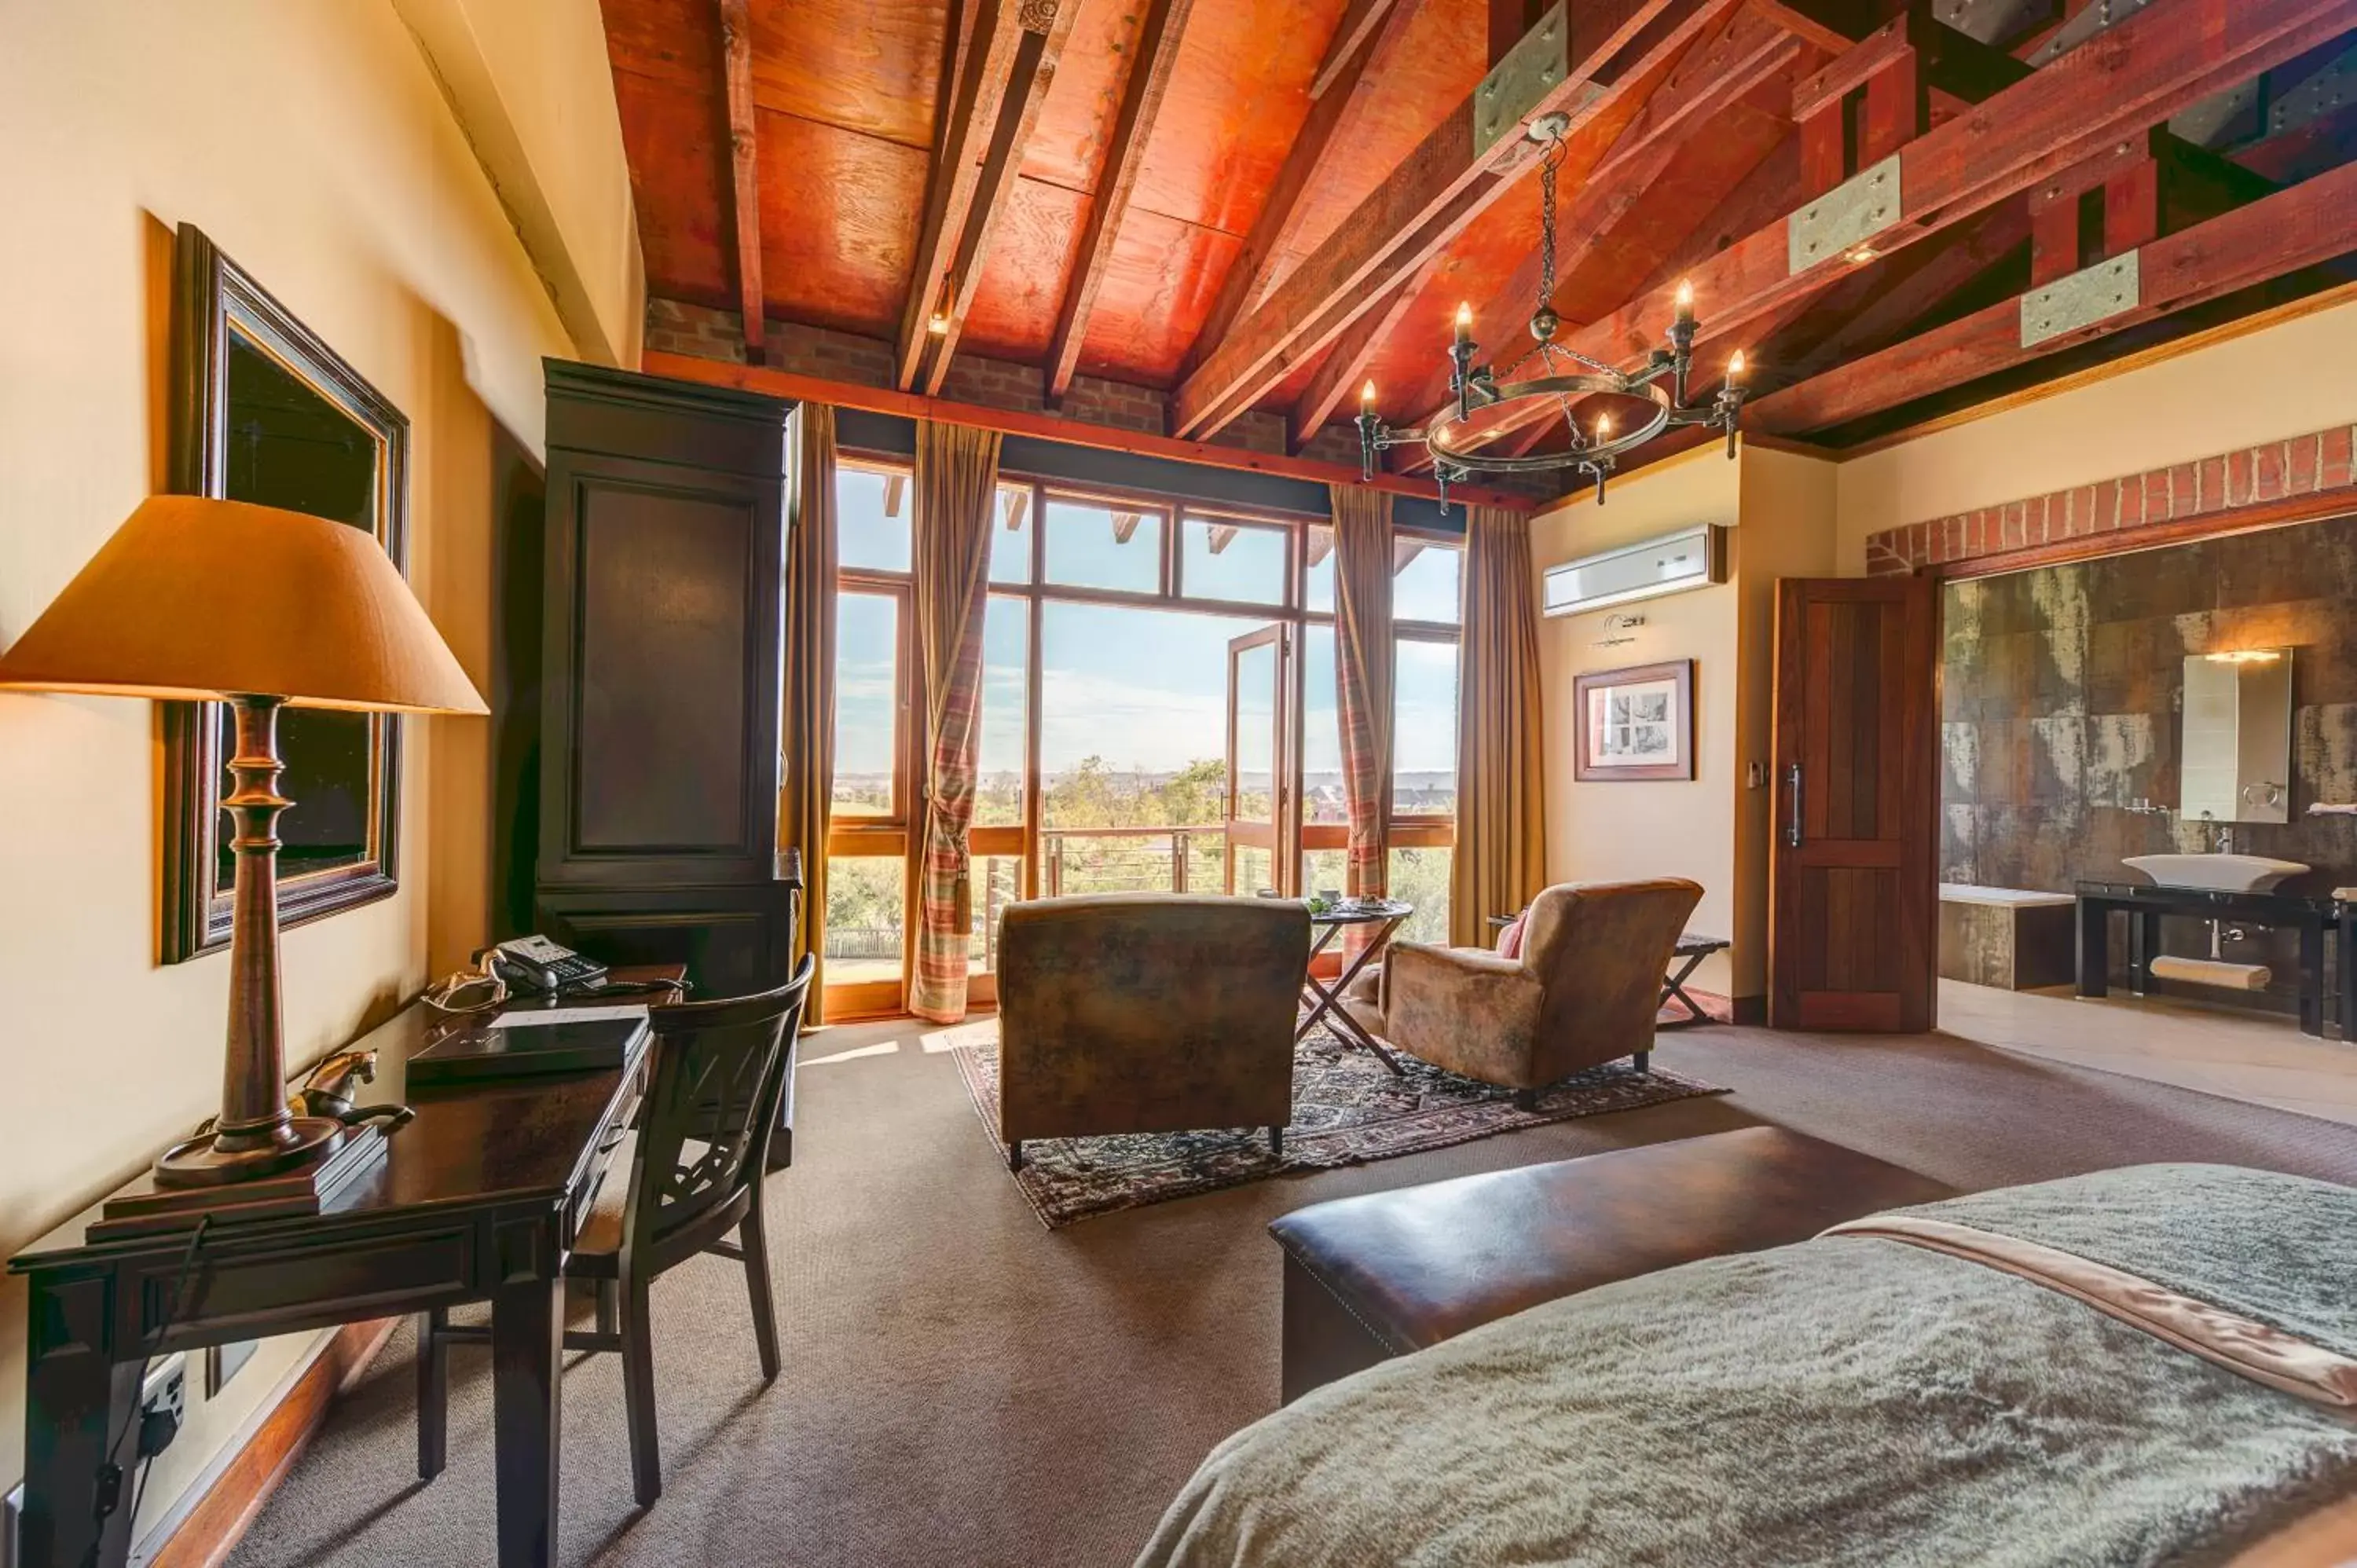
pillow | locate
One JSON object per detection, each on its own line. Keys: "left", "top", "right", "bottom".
{"left": 1497, "top": 910, "right": 1528, "bottom": 960}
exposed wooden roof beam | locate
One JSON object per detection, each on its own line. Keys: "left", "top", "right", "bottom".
{"left": 1287, "top": 268, "right": 1428, "bottom": 454}
{"left": 1182, "top": 0, "right": 1427, "bottom": 383}
{"left": 884, "top": 473, "right": 907, "bottom": 518}
{"left": 1304, "top": 528, "right": 1336, "bottom": 568}
{"left": 1746, "top": 156, "right": 2357, "bottom": 434}
{"left": 1002, "top": 489, "right": 1030, "bottom": 531}
{"left": 1206, "top": 523, "right": 1241, "bottom": 554}
{"left": 1775, "top": 200, "right": 2033, "bottom": 379}
{"left": 641, "top": 351, "right": 1543, "bottom": 512}
{"left": 1553, "top": 0, "right": 2355, "bottom": 407}
{"left": 717, "top": 0, "right": 765, "bottom": 365}
{"left": 1045, "top": 0, "right": 1198, "bottom": 400}
{"left": 1391, "top": 537, "right": 1429, "bottom": 574}
{"left": 1172, "top": 0, "right": 1732, "bottom": 439}
{"left": 1111, "top": 511, "right": 1146, "bottom": 544}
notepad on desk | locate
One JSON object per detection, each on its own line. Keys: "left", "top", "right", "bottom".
{"left": 409, "top": 1007, "right": 651, "bottom": 1086}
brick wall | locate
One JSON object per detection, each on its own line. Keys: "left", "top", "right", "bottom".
{"left": 1864, "top": 423, "right": 2357, "bottom": 575}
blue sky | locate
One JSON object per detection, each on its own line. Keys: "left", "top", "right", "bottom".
{"left": 832, "top": 471, "right": 1459, "bottom": 779}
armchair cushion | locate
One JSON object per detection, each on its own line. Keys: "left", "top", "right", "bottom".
{"left": 1383, "top": 943, "right": 1545, "bottom": 1086}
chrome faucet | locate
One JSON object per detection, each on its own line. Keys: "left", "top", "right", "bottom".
{"left": 2214, "top": 826, "right": 2235, "bottom": 854}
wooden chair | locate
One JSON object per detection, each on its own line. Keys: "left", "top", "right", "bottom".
{"left": 416, "top": 955, "right": 814, "bottom": 1508}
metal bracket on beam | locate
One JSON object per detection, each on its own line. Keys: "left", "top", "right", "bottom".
{"left": 1787, "top": 154, "right": 1901, "bottom": 274}
{"left": 1474, "top": 2, "right": 1573, "bottom": 158}
{"left": 2021, "top": 251, "right": 2139, "bottom": 346}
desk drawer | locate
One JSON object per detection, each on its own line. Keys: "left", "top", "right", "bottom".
{"left": 137, "top": 1226, "right": 476, "bottom": 1344}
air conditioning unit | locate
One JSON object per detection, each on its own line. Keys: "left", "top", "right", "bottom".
{"left": 1541, "top": 523, "right": 1727, "bottom": 617}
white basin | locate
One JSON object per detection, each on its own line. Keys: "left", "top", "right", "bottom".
{"left": 2121, "top": 853, "right": 2309, "bottom": 893}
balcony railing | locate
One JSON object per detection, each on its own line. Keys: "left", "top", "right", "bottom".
{"left": 1040, "top": 824, "right": 1229, "bottom": 898}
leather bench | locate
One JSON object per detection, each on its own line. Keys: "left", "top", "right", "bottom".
{"left": 1268, "top": 1126, "right": 1954, "bottom": 1402}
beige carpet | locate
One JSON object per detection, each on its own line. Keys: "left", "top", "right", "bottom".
{"left": 222, "top": 1017, "right": 2357, "bottom": 1568}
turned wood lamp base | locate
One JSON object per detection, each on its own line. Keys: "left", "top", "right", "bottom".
{"left": 155, "top": 1114, "right": 347, "bottom": 1186}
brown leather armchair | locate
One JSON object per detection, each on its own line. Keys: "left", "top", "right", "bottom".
{"left": 995, "top": 893, "right": 1311, "bottom": 1169}
{"left": 1370, "top": 878, "right": 1702, "bottom": 1105}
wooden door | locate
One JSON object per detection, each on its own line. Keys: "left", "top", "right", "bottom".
{"left": 1769, "top": 576, "right": 1939, "bottom": 1032}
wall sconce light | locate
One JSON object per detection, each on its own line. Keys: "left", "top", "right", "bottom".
{"left": 2204, "top": 650, "right": 2284, "bottom": 664}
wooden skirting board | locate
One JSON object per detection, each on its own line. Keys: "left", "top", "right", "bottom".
{"left": 145, "top": 1317, "right": 398, "bottom": 1568}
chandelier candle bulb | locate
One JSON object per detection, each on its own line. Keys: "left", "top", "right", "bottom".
{"left": 1454, "top": 302, "right": 1473, "bottom": 344}
{"left": 1674, "top": 280, "right": 1695, "bottom": 326}
{"left": 1361, "top": 380, "right": 1376, "bottom": 412}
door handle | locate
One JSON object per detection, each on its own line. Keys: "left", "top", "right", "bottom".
{"left": 1786, "top": 764, "right": 1803, "bottom": 849}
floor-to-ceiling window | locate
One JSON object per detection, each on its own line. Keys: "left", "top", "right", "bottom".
{"left": 822, "top": 454, "right": 1461, "bottom": 1013}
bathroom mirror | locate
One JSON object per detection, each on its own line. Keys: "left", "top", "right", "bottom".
{"left": 2179, "top": 650, "right": 2293, "bottom": 824}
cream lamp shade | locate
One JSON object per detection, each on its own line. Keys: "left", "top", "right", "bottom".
{"left": 0, "top": 494, "right": 485, "bottom": 713}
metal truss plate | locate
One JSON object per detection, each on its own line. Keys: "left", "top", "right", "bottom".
{"left": 1787, "top": 154, "right": 1901, "bottom": 274}
{"left": 1474, "top": 2, "right": 1572, "bottom": 159}
{"left": 2021, "top": 251, "right": 2139, "bottom": 348}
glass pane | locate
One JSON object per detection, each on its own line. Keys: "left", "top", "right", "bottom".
{"left": 1182, "top": 517, "right": 1285, "bottom": 605}
{"left": 1387, "top": 848, "right": 1451, "bottom": 946}
{"left": 1394, "top": 538, "right": 1461, "bottom": 623}
{"left": 1039, "top": 600, "right": 1239, "bottom": 896}
{"left": 967, "top": 854, "right": 1023, "bottom": 974}
{"left": 990, "top": 484, "right": 1032, "bottom": 585}
{"left": 1045, "top": 497, "right": 1162, "bottom": 594}
{"left": 1302, "top": 848, "right": 1347, "bottom": 903}
{"left": 838, "top": 466, "right": 912, "bottom": 574}
{"left": 1302, "top": 625, "right": 1345, "bottom": 824}
{"left": 1303, "top": 524, "right": 1335, "bottom": 613}
{"left": 1232, "top": 844, "right": 1275, "bottom": 897}
{"left": 1233, "top": 640, "right": 1276, "bottom": 822}
{"left": 976, "top": 596, "right": 1028, "bottom": 828}
{"left": 832, "top": 592, "right": 900, "bottom": 819}
{"left": 823, "top": 855, "right": 904, "bottom": 984}
{"left": 1394, "top": 638, "right": 1459, "bottom": 816}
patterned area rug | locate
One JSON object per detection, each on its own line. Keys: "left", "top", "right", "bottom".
{"left": 948, "top": 1024, "right": 1728, "bottom": 1229}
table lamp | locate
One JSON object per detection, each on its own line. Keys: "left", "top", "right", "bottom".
{"left": 0, "top": 495, "right": 486, "bottom": 1189}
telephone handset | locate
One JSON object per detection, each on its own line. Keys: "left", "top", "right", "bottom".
{"left": 485, "top": 934, "right": 608, "bottom": 995}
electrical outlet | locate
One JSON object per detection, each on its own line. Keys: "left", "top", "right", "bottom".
{"left": 142, "top": 1353, "right": 186, "bottom": 1431}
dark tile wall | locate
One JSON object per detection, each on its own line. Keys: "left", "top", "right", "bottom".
{"left": 1941, "top": 512, "right": 2357, "bottom": 1012}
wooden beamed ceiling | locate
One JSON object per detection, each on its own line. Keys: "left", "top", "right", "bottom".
{"left": 602, "top": 0, "right": 2357, "bottom": 486}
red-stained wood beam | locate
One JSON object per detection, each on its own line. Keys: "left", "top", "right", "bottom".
{"left": 1555, "top": 0, "right": 2356, "bottom": 390}
{"left": 1780, "top": 199, "right": 2032, "bottom": 374}
{"left": 640, "top": 350, "right": 1545, "bottom": 511}
{"left": 1182, "top": 0, "right": 1428, "bottom": 384}
{"left": 1288, "top": 269, "right": 1426, "bottom": 453}
{"left": 1044, "top": 0, "right": 1197, "bottom": 400}
{"left": 717, "top": 0, "right": 765, "bottom": 365}
{"left": 1173, "top": 0, "right": 1732, "bottom": 438}
{"left": 1745, "top": 157, "right": 2357, "bottom": 434}
{"left": 922, "top": 0, "right": 1084, "bottom": 396}
{"left": 1312, "top": 0, "right": 1402, "bottom": 97}
{"left": 1111, "top": 511, "right": 1146, "bottom": 544}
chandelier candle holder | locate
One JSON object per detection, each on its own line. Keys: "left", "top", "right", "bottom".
{"left": 1357, "top": 112, "right": 1749, "bottom": 508}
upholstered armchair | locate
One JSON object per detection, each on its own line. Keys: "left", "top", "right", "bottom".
{"left": 995, "top": 894, "right": 1311, "bottom": 1169}
{"left": 1369, "top": 878, "right": 1703, "bottom": 1105}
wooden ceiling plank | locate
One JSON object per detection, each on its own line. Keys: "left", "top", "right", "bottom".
{"left": 1747, "top": 156, "right": 2357, "bottom": 434}
{"left": 718, "top": 0, "right": 767, "bottom": 365}
{"left": 1181, "top": 0, "right": 1429, "bottom": 387}
{"left": 922, "top": 0, "right": 1087, "bottom": 396}
{"left": 638, "top": 351, "right": 1545, "bottom": 513}
{"left": 1045, "top": 0, "right": 1198, "bottom": 401}
{"left": 1288, "top": 269, "right": 1427, "bottom": 453}
{"left": 1556, "top": 0, "right": 2357, "bottom": 386}
{"left": 1173, "top": 0, "right": 1731, "bottom": 439}
{"left": 1778, "top": 200, "right": 2032, "bottom": 375}
{"left": 1311, "top": 0, "right": 1403, "bottom": 97}
{"left": 896, "top": 0, "right": 1030, "bottom": 389}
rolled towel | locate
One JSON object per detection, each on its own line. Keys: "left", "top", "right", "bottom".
{"left": 2147, "top": 955, "right": 2271, "bottom": 991}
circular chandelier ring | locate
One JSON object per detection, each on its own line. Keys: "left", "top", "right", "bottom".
{"left": 1423, "top": 373, "right": 1673, "bottom": 474}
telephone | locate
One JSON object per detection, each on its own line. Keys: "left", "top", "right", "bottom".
{"left": 486, "top": 934, "right": 609, "bottom": 995}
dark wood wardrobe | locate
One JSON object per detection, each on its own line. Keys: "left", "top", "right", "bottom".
{"left": 532, "top": 360, "right": 801, "bottom": 996}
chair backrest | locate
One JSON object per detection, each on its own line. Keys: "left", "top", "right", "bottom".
{"left": 995, "top": 893, "right": 1309, "bottom": 1141}
{"left": 621, "top": 954, "right": 814, "bottom": 1269}
{"left": 1520, "top": 879, "right": 1703, "bottom": 1067}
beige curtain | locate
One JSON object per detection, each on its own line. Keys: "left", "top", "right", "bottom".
{"left": 1450, "top": 504, "right": 1546, "bottom": 947}
{"left": 908, "top": 421, "right": 1003, "bottom": 1022}
{"left": 780, "top": 404, "right": 838, "bottom": 1020}
{"left": 1330, "top": 483, "right": 1395, "bottom": 899}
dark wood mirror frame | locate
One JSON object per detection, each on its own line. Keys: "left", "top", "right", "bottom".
{"left": 161, "top": 223, "right": 412, "bottom": 962}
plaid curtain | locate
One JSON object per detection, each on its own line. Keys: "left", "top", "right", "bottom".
{"left": 1450, "top": 504, "right": 1546, "bottom": 947}
{"left": 908, "top": 421, "right": 1003, "bottom": 1022}
{"left": 779, "top": 405, "right": 839, "bottom": 1020}
{"left": 1330, "top": 484, "right": 1394, "bottom": 899}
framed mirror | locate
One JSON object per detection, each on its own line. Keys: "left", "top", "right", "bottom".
{"left": 2179, "top": 648, "right": 2294, "bottom": 825}
{"left": 161, "top": 224, "right": 411, "bottom": 962}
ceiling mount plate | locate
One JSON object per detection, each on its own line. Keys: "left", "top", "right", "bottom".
{"left": 1787, "top": 155, "right": 1902, "bottom": 274}
{"left": 2021, "top": 251, "right": 2140, "bottom": 347}
{"left": 1475, "top": 2, "right": 1572, "bottom": 159}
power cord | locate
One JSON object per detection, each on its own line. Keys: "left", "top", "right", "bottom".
{"left": 82, "top": 1214, "right": 208, "bottom": 1567}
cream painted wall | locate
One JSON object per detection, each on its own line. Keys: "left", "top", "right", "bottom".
{"left": 0, "top": 0, "right": 617, "bottom": 1540}
{"left": 1531, "top": 449, "right": 1745, "bottom": 995}
{"left": 1834, "top": 293, "right": 2357, "bottom": 572}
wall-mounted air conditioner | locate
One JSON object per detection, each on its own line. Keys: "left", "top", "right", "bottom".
{"left": 1541, "top": 523, "right": 1727, "bottom": 617}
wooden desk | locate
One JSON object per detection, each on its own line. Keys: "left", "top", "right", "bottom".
{"left": 9, "top": 967, "right": 683, "bottom": 1568}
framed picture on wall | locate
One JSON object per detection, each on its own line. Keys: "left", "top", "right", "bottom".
{"left": 1573, "top": 659, "right": 1694, "bottom": 782}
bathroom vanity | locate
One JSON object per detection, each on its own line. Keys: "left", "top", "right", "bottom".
{"left": 2076, "top": 879, "right": 2339, "bottom": 1037}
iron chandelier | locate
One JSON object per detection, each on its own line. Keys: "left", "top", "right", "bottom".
{"left": 1356, "top": 112, "right": 1750, "bottom": 507}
